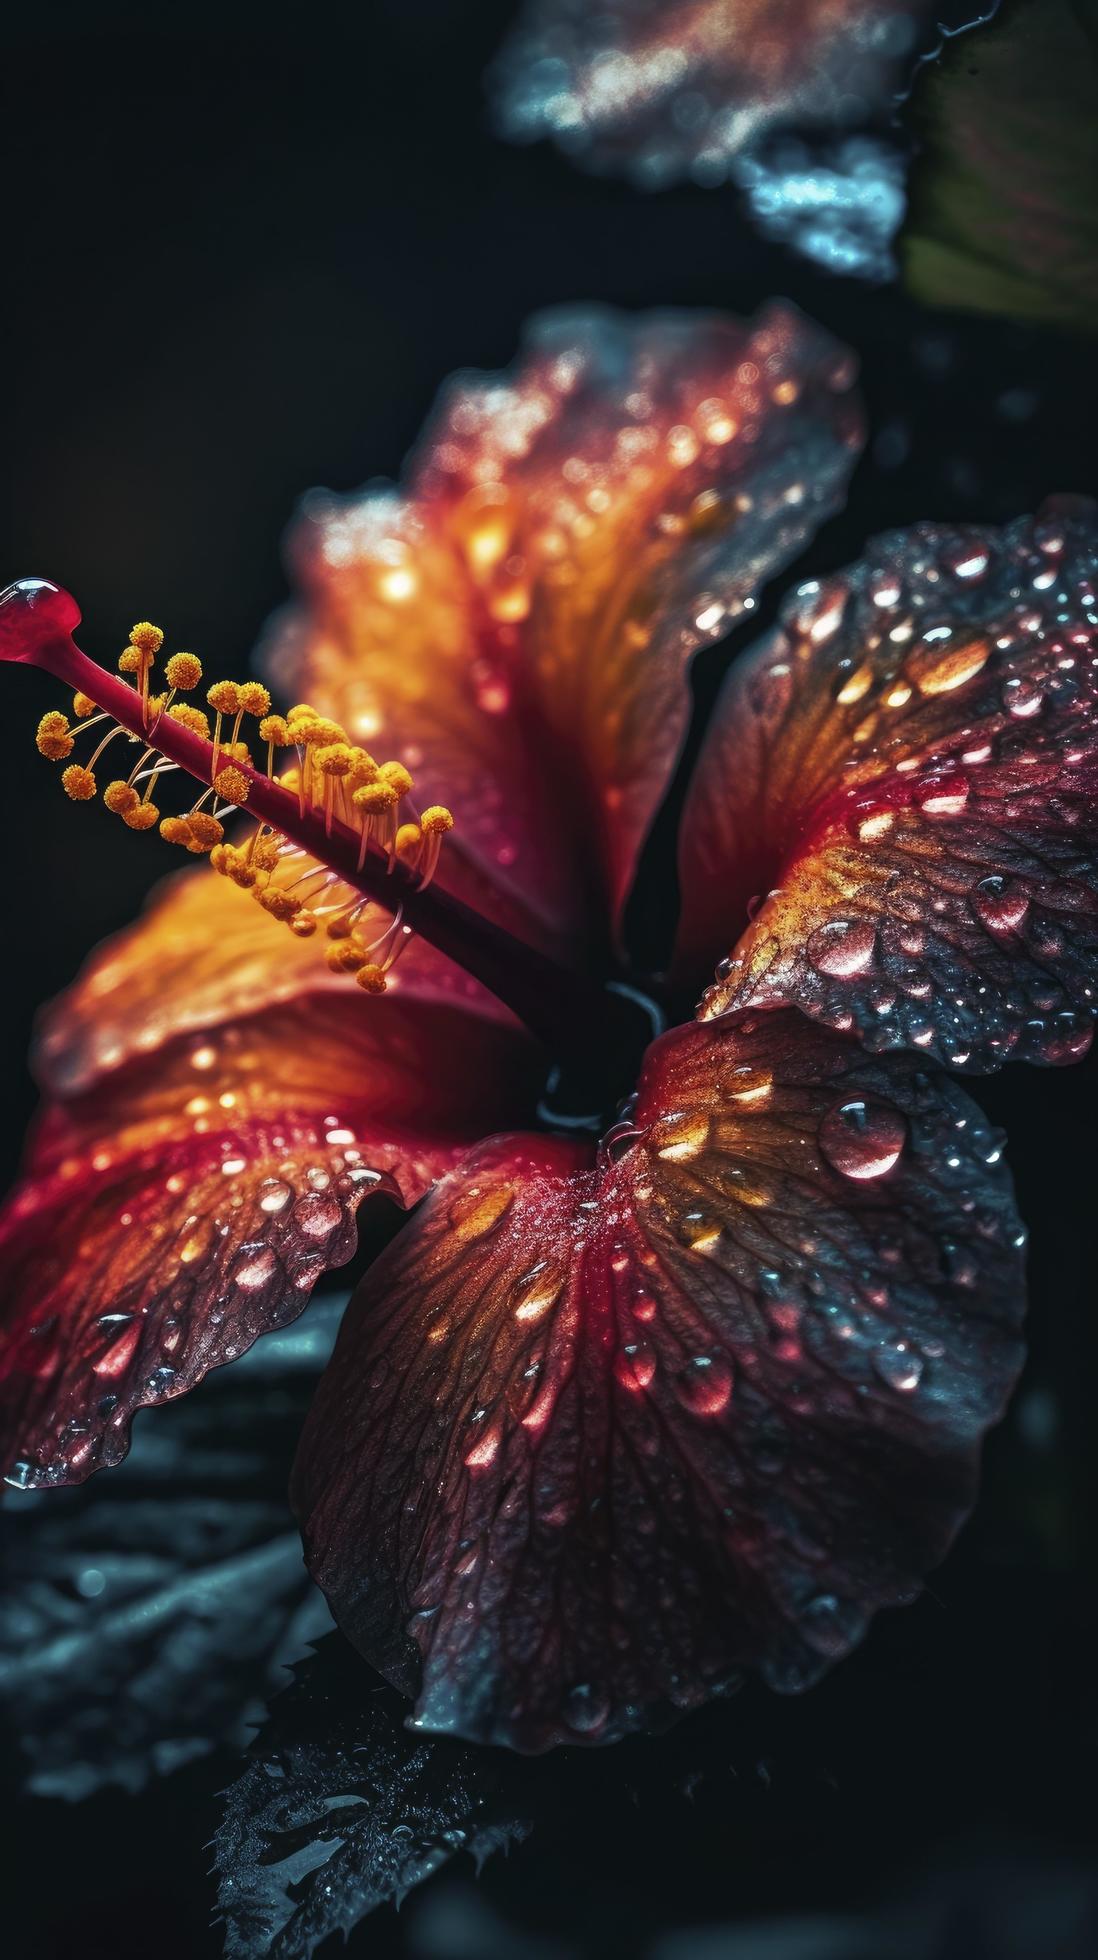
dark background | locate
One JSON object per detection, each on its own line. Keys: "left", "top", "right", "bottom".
{"left": 2, "top": 3, "right": 1097, "bottom": 1956}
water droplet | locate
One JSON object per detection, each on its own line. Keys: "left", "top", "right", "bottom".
{"left": 4, "top": 1460, "right": 34, "bottom": 1490}
{"left": 873, "top": 1345, "right": 923, "bottom": 1392}
{"left": 973, "top": 875, "right": 1030, "bottom": 933}
{"left": 449, "top": 1183, "right": 514, "bottom": 1239}
{"left": 915, "top": 772, "right": 969, "bottom": 818}
{"left": 1002, "top": 675, "right": 1044, "bottom": 718}
{"left": 905, "top": 634, "right": 989, "bottom": 695}
{"left": 293, "top": 1193, "right": 343, "bottom": 1238}
{"left": 258, "top": 1179, "right": 292, "bottom": 1213}
{"left": 564, "top": 1683, "right": 610, "bottom": 1735}
{"left": 807, "top": 918, "right": 877, "bottom": 978}
{"left": 819, "top": 1098, "right": 907, "bottom": 1180}
{"left": 800, "top": 1594, "right": 867, "bottom": 1656}
{"left": 614, "top": 1341, "right": 656, "bottom": 1391}
{"left": 674, "top": 1354, "right": 733, "bottom": 1415}
{"left": 231, "top": 1243, "right": 279, "bottom": 1289}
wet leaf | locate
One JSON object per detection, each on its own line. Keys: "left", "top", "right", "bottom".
{"left": 902, "top": 0, "right": 1098, "bottom": 332}
{"left": 213, "top": 1633, "right": 532, "bottom": 1959}
{"left": 0, "top": 1298, "right": 344, "bottom": 1800}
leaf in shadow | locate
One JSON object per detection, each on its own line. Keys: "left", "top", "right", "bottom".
{"left": 902, "top": 0, "right": 1098, "bottom": 331}
{"left": 214, "top": 1632, "right": 532, "bottom": 1960}
{"left": 0, "top": 1296, "right": 346, "bottom": 1799}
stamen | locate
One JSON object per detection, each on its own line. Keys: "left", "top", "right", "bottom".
{"left": 3, "top": 577, "right": 602, "bottom": 1045}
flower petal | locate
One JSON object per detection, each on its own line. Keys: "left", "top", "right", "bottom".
{"left": 492, "top": 0, "right": 925, "bottom": 191}
{"left": 678, "top": 498, "right": 1098, "bottom": 1072}
{"left": 0, "top": 872, "right": 541, "bottom": 1489}
{"left": 268, "top": 304, "right": 862, "bottom": 951}
{"left": 292, "top": 1010, "right": 1025, "bottom": 1751}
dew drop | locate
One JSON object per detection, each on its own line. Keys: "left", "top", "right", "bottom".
{"left": 873, "top": 1345, "right": 924, "bottom": 1392}
{"left": 800, "top": 1593, "right": 867, "bottom": 1656}
{"left": 258, "top": 1179, "right": 292, "bottom": 1214}
{"left": 564, "top": 1683, "right": 610, "bottom": 1735}
{"left": 614, "top": 1341, "right": 656, "bottom": 1391}
{"left": 905, "top": 634, "right": 989, "bottom": 695}
{"left": 231, "top": 1243, "right": 279, "bottom": 1289}
{"left": 819, "top": 1098, "right": 907, "bottom": 1180}
{"left": 449, "top": 1183, "right": 514, "bottom": 1239}
{"left": 293, "top": 1193, "right": 342, "bottom": 1238}
{"left": 973, "top": 875, "right": 1030, "bottom": 933}
{"left": 807, "top": 919, "right": 877, "bottom": 978}
{"left": 674, "top": 1354, "right": 733, "bottom": 1416}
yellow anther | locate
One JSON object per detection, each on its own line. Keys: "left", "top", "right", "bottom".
{"left": 207, "top": 680, "right": 242, "bottom": 714}
{"left": 165, "top": 652, "right": 202, "bottom": 690}
{"left": 352, "top": 780, "right": 398, "bottom": 814}
{"left": 315, "top": 743, "right": 355, "bottom": 777}
{"left": 61, "top": 763, "right": 96, "bottom": 800}
{"left": 289, "top": 913, "right": 318, "bottom": 937}
{"left": 159, "top": 815, "right": 193, "bottom": 847}
{"left": 213, "top": 765, "right": 250, "bottom": 805}
{"left": 355, "top": 963, "right": 388, "bottom": 994}
{"left": 123, "top": 801, "right": 160, "bottom": 830}
{"left": 145, "top": 693, "right": 168, "bottom": 720}
{"left": 211, "top": 843, "right": 256, "bottom": 888}
{"left": 37, "top": 710, "right": 74, "bottom": 760}
{"left": 249, "top": 835, "right": 280, "bottom": 871}
{"left": 346, "top": 749, "right": 379, "bottom": 789}
{"left": 187, "top": 812, "right": 224, "bottom": 850}
{"left": 379, "top": 760, "right": 414, "bottom": 797}
{"left": 287, "top": 703, "right": 316, "bottom": 723}
{"left": 221, "top": 741, "right": 252, "bottom": 766}
{"left": 259, "top": 715, "right": 293, "bottom": 746}
{"left": 420, "top": 805, "right": 455, "bottom": 835}
{"left": 72, "top": 692, "right": 97, "bottom": 719}
{"left": 129, "top": 622, "right": 164, "bottom": 659}
{"left": 256, "top": 888, "right": 302, "bottom": 922}
{"left": 169, "top": 702, "right": 212, "bottom": 737}
{"left": 118, "top": 648, "right": 141, "bottom": 674}
{"left": 326, "top": 937, "right": 368, "bottom": 973}
{"left": 395, "top": 821, "right": 422, "bottom": 861}
{"left": 104, "top": 780, "right": 139, "bottom": 815}
{"left": 325, "top": 915, "right": 355, "bottom": 939}
{"left": 298, "top": 716, "right": 347, "bottom": 746}
{"left": 239, "top": 682, "right": 271, "bottom": 717}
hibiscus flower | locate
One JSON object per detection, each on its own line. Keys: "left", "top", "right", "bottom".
{"left": 3, "top": 301, "right": 1092, "bottom": 1753}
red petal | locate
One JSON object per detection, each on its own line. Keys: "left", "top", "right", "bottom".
{"left": 0, "top": 873, "right": 541, "bottom": 1489}
{"left": 493, "top": 0, "right": 923, "bottom": 188}
{"left": 268, "top": 304, "right": 862, "bottom": 953}
{"left": 677, "top": 498, "right": 1098, "bottom": 1071}
{"left": 292, "top": 1010, "right": 1025, "bottom": 1751}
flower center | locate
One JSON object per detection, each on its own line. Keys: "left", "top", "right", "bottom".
{"left": 0, "top": 577, "right": 630, "bottom": 1058}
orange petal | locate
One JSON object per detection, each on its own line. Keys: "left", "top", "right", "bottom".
{"left": 0, "top": 870, "right": 542, "bottom": 1489}
{"left": 269, "top": 304, "right": 862, "bottom": 954}
{"left": 678, "top": 497, "right": 1098, "bottom": 1071}
{"left": 293, "top": 1010, "right": 1025, "bottom": 1751}
{"left": 493, "top": 0, "right": 921, "bottom": 188}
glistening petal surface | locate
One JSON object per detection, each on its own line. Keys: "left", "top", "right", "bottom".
{"left": 492, "top": 0, "right": 924, "bottom": 190}
{"left": 0, "top": 872, "right": 541, "bottom": 1489}
{"left": 678, "top": 498, "right": 1098, "bottom": 1072}
{"left": 292, "top": 1011, "right": 1025, "bottom": 1752}
{"left": 267, "top": 303, "right": 862, "bottom": 953}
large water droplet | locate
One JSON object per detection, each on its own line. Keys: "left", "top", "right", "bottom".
{"left": 973, "top": 875, "right": 1030, "bottom": 933}
{"left": 449, "top": 1183, "right": 514, "bottom": 1239}
{"left": 231, "top": 1243, "right": 280, "bottom": 1289}
{"left": 564, "top": 1683, "right": 610, "bottom": 1735}
{"left": 258, "top": 1178, "right": 292, "bottom": 1214}
{"left": 674, "top": 1354, "right": 733, "bottom": 1415}
{"left": 873, "top": 1344, "right": 924, "bottom": 1392}
{"left": 807, "top": 919, "right": 877, "bottom": 978}
{"left": 819, "top": 1097, "right": 907, "bottom": 1180}
{"left": 614, "top": 1341, "right": 657, "bottom": 1391}
{"left": 293, "top": 1193, "right": 342, "bottom": 1238}
{"left": 800, "top": 1593, "right": 867, "bottom": 1656}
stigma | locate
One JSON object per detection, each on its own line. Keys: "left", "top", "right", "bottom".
{"left": 4, "top": 578, "right": 454, "bottom": 996}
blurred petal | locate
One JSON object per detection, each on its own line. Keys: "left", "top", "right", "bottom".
{"left": 492, "top": 0, "right": 925, "bottom": 191}
{"left": 268, "top": 303, "right": 862, "bottom": 952}
{"left": 0, "top": 872, "right": 541, "bottom": 1489}
{"left": 293, "top": 1010, "right": 1025, "bottom": 1752}
{"left": 678, "top": 498, "right": 1098, "bottom": 1072}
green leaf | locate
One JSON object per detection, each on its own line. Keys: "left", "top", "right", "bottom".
{"left": 902, "top": 0, "right": 1098, "bottom": 332}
